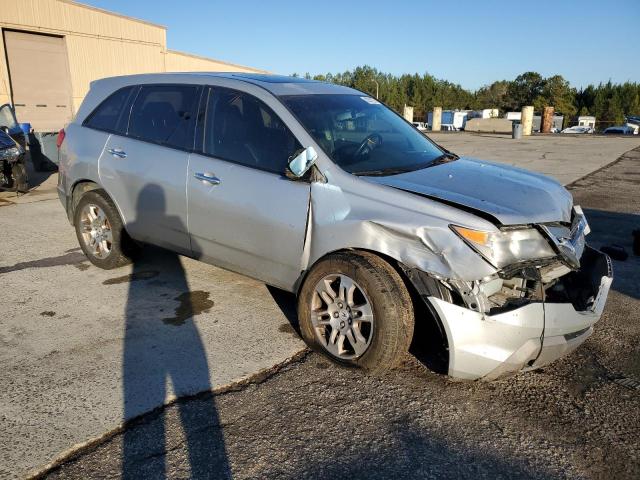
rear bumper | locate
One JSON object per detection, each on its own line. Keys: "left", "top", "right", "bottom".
{"left": 427, "top": 246, "right": 613, "bottom": 380}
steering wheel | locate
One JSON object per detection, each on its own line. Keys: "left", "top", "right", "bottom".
{"left": 353, "top": 133, "right": 382, "bottom": 158}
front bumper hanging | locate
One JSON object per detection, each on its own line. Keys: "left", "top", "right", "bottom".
{"left": 426, "top": 246, "right": 613, "bottom": 380}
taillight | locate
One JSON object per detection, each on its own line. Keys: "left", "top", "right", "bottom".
{"left": 56, "top": 128, "right": 65, "bottom": 148}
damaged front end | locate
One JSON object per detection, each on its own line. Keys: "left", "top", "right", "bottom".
{"left": 405, "top": 206, "right": 613, "bottom": 380}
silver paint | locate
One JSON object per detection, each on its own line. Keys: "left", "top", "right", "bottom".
{"left": 58, "top": 72, "right": 613, "bottom": 380}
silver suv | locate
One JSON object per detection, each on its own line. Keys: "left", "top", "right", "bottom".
{"left": 58, "top": 73, "right": 612, "bottom": 380}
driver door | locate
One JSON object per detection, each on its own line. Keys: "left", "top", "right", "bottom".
{"left": 187, "top": 87, "right": 310, "bottom": 291}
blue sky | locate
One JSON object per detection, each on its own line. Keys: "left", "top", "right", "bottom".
{"left": 83, "top": 0, "right": 639, "bottom": 91}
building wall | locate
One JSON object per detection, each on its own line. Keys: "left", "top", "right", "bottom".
{"left": 165, "top": 50, "right": 265, "bottom": 74}
{"left": 0, "top": 0, "right": 262, "bottom": 116}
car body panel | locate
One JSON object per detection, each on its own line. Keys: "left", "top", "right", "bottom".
{"left": 365, "top": 157, "right": 574, "bottom": 225}
{"left": 58, "top": 72, "right": 613, "bottom": 380}
{"left": 57, "top": 122, "right": 109, "bottom": 212}
{"left": 187, "top": 151, "right": 310, "bottom": 290}
{"left": 98, "top": 134, "right": 191, "bottom": 254}
{"left": 305, "top": 174, "right": 499, "bottom": 283}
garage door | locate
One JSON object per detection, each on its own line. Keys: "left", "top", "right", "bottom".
{"left": 4, "top": 31, "right": 73, "bottom": 132}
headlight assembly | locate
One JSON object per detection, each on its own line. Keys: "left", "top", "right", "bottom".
{"left": 451, "top": 225, "right": 557, "bottom": 269}
{"left": 0, "top": 146, "right": 21, "bottom": 161}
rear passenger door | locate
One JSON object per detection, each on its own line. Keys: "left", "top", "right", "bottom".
{"left": 98, "top": 84, "right": 200, "bottom": 254}
{"left": 187, "top": 87, "right": 310, "bottom": 290}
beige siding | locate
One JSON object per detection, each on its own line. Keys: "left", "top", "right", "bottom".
{"left": 66, "top": 37, "right": 164, "bottom": 111}
{"left": 0, "top": 36, "right": 11, "bottom": 105}
{"left": 0, "top": 0, "right": 166, "bottom": 115}
{"left": 0, "top": 0, "right": 264, "bottom": 123}
{"left": 0, "top": 0, "right": 165, "bottom": 44}
{"left": 165, "top": 50, "right": 265, "bottom": 74}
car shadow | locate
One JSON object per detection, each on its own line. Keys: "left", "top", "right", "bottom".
{"left": 24, "top": 146, "right": 57, "bottom": 190}
{"left": 582, "top": 208, "right": 640, "bottom": 301}
{"left": 265, "top": 285, "right": 300, "bottom": 335}
{"left": 265, "top": 283, "right": 450, "bottom": 376}
{"left": 121, "top": 184, "right": 231, "bottom": 479}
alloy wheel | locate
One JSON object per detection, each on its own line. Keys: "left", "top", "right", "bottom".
{"left": 79, "top": 203, "right": 113, "bottom": 259}
{"left": 310, "top": 274, "right": 374, "bottom": 359}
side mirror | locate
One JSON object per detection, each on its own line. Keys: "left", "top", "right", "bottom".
{"left": 287, "top": 146, "right": 318, "bottom": 178}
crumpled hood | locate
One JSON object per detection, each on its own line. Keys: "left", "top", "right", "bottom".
{"left": 365, "top": 157, "right": 573, "bottom": 225}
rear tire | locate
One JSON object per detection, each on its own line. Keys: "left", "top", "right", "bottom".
{"left": 74, "top": 190, "right": 137, "bottom": 269}
{"left": 298, "top": 251, "right": 414, "bottom": 373}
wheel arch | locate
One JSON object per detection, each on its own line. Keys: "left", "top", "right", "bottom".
{"left": 294, "top": 247, "right": 451, "bottom": 356}
{"left": 68, "top": 180, "right": 129, "bottom": 235}
{"left": 69, "top": 179, "right": 101, "bottom": 221}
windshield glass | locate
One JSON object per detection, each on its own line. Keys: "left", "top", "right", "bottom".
{"left": 0, "top": 104, "right": 18, "bottom": 130}
{"left": 281, "top": 94, "right": 445, "bottom": 175}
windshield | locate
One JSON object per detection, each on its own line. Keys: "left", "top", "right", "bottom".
{"left": 281, "top": 94, "right": 445, "bottom": 175}
{"left": 0, "top": 104, "right": 18, "bottom": 130}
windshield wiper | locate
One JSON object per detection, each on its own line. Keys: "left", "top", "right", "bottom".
{"left": 353, "top": 150, "right": 459, "bottom": 176}
{"left": 352, "top": 167, "right": 414, "bottom": 177}
{"left": 430, "top": 151, "right": 459, "bottom": 166}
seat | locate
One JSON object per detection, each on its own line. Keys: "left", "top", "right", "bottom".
{"left": 215, "top": 104, "right": 259, "bottom": 166}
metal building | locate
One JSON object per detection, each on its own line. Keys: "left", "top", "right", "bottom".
{"left": 0, "top": 0, "right": 263, "bottom": 132}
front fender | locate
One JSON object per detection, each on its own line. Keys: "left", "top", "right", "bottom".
{"left": 305, "top": 180, "right": 497, "bottom": 283}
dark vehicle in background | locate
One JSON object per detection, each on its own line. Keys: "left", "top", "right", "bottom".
{"left": 0, "top": 104, "right": 26, "bottom": 148}
{"left": 0, "top": 103, "right": 28, "bottom": 191}
{"left": 603, "top": 125, "right": 637, "bottom": 135}
{"left": 0, "top": 128, "right": 27, "bottom": 192}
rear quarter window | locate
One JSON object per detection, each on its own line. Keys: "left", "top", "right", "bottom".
{"left": 84, "top": 86, "right": 136, "bottom": 134}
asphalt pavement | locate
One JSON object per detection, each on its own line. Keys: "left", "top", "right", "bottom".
{"left": 40, "top": 148, "right": 640, "bottom": 479}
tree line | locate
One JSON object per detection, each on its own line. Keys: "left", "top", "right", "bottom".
{"left": 294, "top": 66, "right": 640, "bottom": 127}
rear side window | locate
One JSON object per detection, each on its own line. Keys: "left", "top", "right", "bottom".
{"left": 128, "top": 85, "right": 200, "bottom": 150}
{"left": 201, "top": 88, "right": 301, "bottom": 174}
{"left": 84, "top": 86, "right": 135, "bottom": 134}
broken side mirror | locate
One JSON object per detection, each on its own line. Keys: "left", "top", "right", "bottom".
{"left": 287, "top": 146, "right": 317, "bottom": 178}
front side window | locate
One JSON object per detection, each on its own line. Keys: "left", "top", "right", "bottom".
{"left": 84, "top": 86, "right": 135, "bottom": 134}
{"left": 202, "top": 88, "right": 301, "bottom": 174}
{"left": 128, "top": 85, "right": 200, "bottom": 149}
{"left": 281, "top": 94, "right": 444, "bottom": 175}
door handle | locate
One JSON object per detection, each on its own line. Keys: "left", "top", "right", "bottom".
{"left": 107, "top": 148, "right": 127, "bottom": 158}
{"left": 194, "top": 172, "right": 221, "bottom": 185}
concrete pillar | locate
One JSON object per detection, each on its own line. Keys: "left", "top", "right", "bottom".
{"left": 541, "top": 106, "right": 554, "bottom": 133}
{"left": 521, "top": 106, "right": 534, "bottom": 136}
{"left": 403, "top": 104, "right": 414, "bottom": 123}
{"left": 432, "top": 106, "right": 442, "bottom": 132}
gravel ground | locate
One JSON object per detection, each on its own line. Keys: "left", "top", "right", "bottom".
{"left": 41, "top": 148, "right": 640, "bottom": 480}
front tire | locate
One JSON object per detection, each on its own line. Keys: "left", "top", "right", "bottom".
{"left": 298, "top": 251, "right": 414, "bottom": 373}
{"left": 12, "top": 162, "right": 28, "bottom": 192}
{"left": 74, "top": 190, "right": 136, "bottom": 269}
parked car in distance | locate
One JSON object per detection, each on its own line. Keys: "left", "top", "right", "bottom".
{"left": 58, "top": 73, "right": 612, "bottom": 380}
{"left": 603, "top": 125, "right": 635, "bottom": 135}
{"left": 412, "top": 122, "right": 427, "bottom": 131}
{"left": 561, "top": 126, "right": 594, "bottom": 134}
